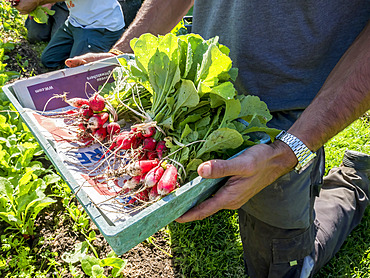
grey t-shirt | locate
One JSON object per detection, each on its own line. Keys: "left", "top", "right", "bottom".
{"left": 192, "top": 0, "right": 369, "bottom": 113}
{"left": 192, "top": 0, "right": 369, "bottom": 228}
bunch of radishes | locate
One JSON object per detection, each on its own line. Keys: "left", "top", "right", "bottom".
{"left": 104, "top": 122, "right": 179, "bottom": 204}
{"left": 63, "top": 93, "right": 179, "bottom": 204}
{"left": 124, "top": 159, "right": 179, "bottom": 204}
{"left": 64, "top": 93, "right": 121, "bottom": 146}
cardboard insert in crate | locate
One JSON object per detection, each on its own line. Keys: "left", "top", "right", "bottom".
{"left": 3, "top": 55, "right": 269, "bottom": 255}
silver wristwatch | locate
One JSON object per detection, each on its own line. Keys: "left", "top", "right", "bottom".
{"left": 275, "top": 130, "right": 316, "bottom": 174}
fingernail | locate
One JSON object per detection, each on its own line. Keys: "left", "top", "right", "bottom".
{"left": 200, "top": 162, "right": 211, "bottom": 177}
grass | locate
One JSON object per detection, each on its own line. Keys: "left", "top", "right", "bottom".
{"left": 316, "top": 114, "right": 370, "bottom": 278}
{"left": 172, "top": 114, "right": 370, "bottom": 277}
{"left": 170, "top": 210, "right": 247, "bottom": 278}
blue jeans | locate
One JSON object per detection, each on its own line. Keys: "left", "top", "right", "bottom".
{"left": 41, "top": 21, "right": 124, "bottom": 68}
{"left": 25, "top": 2, "right": 69, "bottom": 44}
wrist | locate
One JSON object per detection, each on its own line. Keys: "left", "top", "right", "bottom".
{"left": 274, "top": 130, "right": 317, "bottom": 173}
{"left": 270, "top": 139, "right": 298, "bottom": 173}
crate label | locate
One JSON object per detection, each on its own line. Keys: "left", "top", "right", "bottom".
{"left": 27, "top": 66, "right": 116, "bottom": 111}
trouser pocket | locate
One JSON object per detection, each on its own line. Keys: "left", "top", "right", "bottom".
{"left": 240, "top": 212, "right": 316, "bottom": 278}
{"left": 268, "top": 224, "right": 316, "bottom": 278}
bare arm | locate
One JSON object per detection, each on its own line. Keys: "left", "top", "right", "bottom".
{"left": 14, "top": 0, "right": 62, "bottom": 14}
{"left": 177, "top": 20, "right": 370, "bottom": 223}
{"left": 289, "top": 21, "right": 370, "bottom": 152}
{"left": 65, "top": 0, "right": 194, "bottom": 67}
{"left": 112, "top": 0, "right": 194, "bottom": 53}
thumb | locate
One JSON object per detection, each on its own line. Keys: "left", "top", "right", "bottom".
{"left": 197, "top": 156, "right": 252, "bottom": 179}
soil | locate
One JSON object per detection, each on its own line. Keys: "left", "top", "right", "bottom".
{"left": 5, "top": 38, "right": 49, "bottom": 80}
{"left": 30, "top": 198, "right": 179, "bottom": 278}
{"left": 3, "top": 38, "right": 179, "bottom": 278}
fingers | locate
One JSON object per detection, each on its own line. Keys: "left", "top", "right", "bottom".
{"left": 65, "top": 58, "right": 87, "bottom": 68}
{"left": 175, "top": 177, "right": 249, "bottom": 223}
{"left": 65, "top": 53, "right": 115, "bottom": 68}
{"left": 197, "top": 155, "right": 254, "bottom": 179}
{"left": 175, "top": 193, "right": 224, "bottom": 223}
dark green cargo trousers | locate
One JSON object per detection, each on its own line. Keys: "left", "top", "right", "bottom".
{"left": 239, "top": 111, "right": 369, "bottom": 278}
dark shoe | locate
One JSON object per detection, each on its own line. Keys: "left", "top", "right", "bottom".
{"left": 342, "top": 150, "right": 370, "bottom": 177}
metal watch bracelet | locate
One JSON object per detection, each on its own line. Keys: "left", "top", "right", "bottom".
{"left": 275, "top": 130, "right": 316, "bottom": 174}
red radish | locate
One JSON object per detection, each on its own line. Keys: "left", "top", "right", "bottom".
{"left": 128, "top": 189, "right": 149, "bottom": 204}
{"left": 89, "top": 93, "right": 106, "bottom": 112}
{"left": 66, "top": 97, "right": 89, "bottom": 108}
{"left": 127, "top": 160, "right": 159, "bottom": 176}
{"left": 141, "top": 126, "right": 156, "bottom": 137}
{"left": 143, "top": 137, "right": 156, "bottom": 151}
{"left": 144, "top": 165, "right": 164, "bottom": 188}
{"left": 146, "top": 150, "right": 157, "bottom": 160}
{"left": 93, "top": 127, "right": 107, "bottom": 141}
{"left": 78, "top": 122, "right": 87, "bottom": 131}
{"left": 157, "top": 164, "right": 178, "bottom": 196}
{"left": 78, "top": 132, "right": 92, "bottom": 142}
{"left": 79, "top": 105, "right": 94, "bottom": 118}
{"left": 130, "top": 131, "right": 142, "bottom": 149}
{"left": 102, "top": 122, "right": 109, "bottom": 129}
{"left": 88, "top": 112, "right": 109, "bottom": 129}
{"left": 138, "top": 189, "right": 149, "bottom": 201}
{"left": 137, "top": 151, "right": 148, "bottom": 161}
{"left": 116, "top": 131, "right": 135, "bottom": 150}
{"left": 66, "top": 110, "right": 79, "bottom": 115}
{"left": 149, "top": 185, "right": 160, "bottom": 201}
{"left": 124, "top": 175, "right": 144, "bottom": 189}
{"left": 156, "top": 141, "right": 167, "bottom": 159}
{"left": 107, "top": 122, "right": 121, "bottom": 139}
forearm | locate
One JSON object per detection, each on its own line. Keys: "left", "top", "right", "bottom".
{"left": 112, "top": 0, "right": 194, "bottom": 53}
{"left": 15, "top": 0, "right": 61, "bottom": 14}
{"left": 288, "top": 21, "right": 370, "bottom": 152}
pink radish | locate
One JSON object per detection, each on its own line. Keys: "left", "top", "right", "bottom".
{"left": 116, "top": 131, "right": 135, "bottom": 150}
{"left": 130, "top": 131, "right": 142, "bottom": 149}
{"left": 149, "top": 185, "right": 159, "bottom": 201}
{"left": 78, "top": 132, "right": 92, "bottom": 142}
{"left": 157, "top": 164, "right": 178, "bottom": 196}
{"left": 128, "top": 189, "right": 149, "bottom": 204}
{"left": 107, "top": 122, "right": 120, "bottom": 139}
{"left": 156, "top": 141, "right": 167, "bottom": 159}
{"left": 143, "top": 137, "right": 156, "bottom": 151}
{"left": 78, "top": 122, "right": 87, "bottom": 131}
{"left": 80, "top": 105, "right": 94, "bottom": 119}
{"left": 66, "top": 97, "right": 89, "bottom": 108}
{"left": 93, "top": 127, "right": 107, "bottom": 141}
{"left": 144, "top": 165, "right": 164, "bottom": 188}
{"left": 88, "top": 112, "right": 109, "bottom": 129}
{"left": 89, "top": 94, "right": 105, "bottom": 112}
{"left": 124, "top": 175, "right": 144, "bottom": 189}
{"left": 127, "top": 160, "right": 159, "bottom": 176}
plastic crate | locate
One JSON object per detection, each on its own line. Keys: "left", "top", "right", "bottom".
{"left": 2, "top": 56, "right": 269, "bottom": 255}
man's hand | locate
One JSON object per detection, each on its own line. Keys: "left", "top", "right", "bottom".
{"left": 65, "top": 53, "right": 115, "bottom": 68}
{"left": 176, "top": 141, "right": 297, "bottom": 223}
